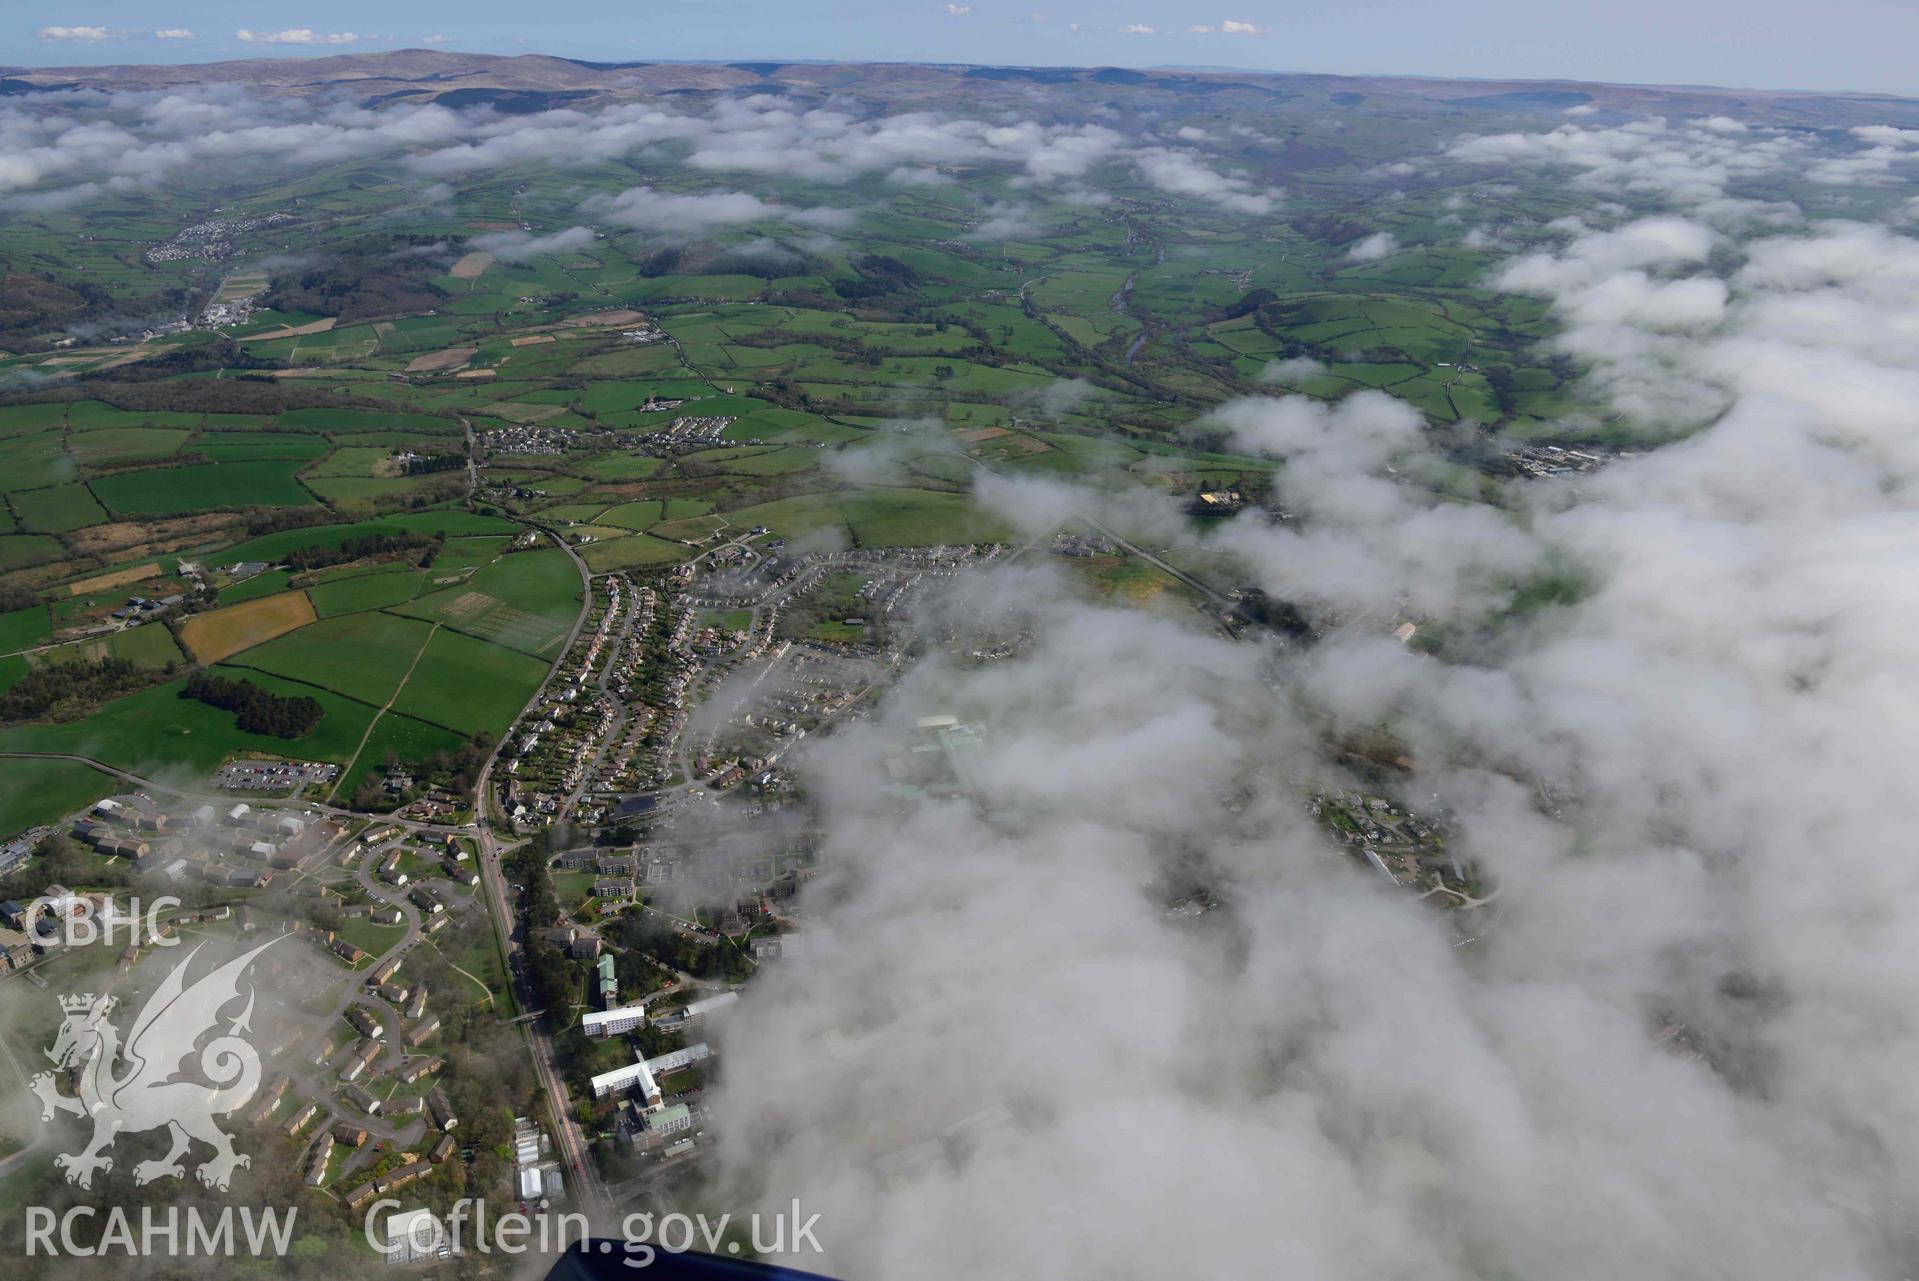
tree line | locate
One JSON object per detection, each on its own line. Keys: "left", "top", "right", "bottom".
{"left": 264, "top": 235, "right": 451, "bottom": 323}
{"left": 399, "top": 454, "right": 465, "bottom": 476}
{"left": 181, "top": 671, "right": 324, "bottom": 738}
{"left": 834, "top": 253, "right": 921, "bottom": 301}
{"left": 506, "top": 836, "right": 582, "bottom": 1029}
{"left": 0, "top": 656, "right": 175, "bottom": 724}
{"left": 283, "top": 530, "right": 441, "bottom": 573}
{"left": 0, "top": 373, "right": 353, "bottom": 420}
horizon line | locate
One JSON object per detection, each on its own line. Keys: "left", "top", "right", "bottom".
{"left": 1, "top": 47, "right": 1914, "bottom": 103}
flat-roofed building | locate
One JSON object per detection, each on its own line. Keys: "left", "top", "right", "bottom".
{"left": 644, "top": 1102, "right": 693, "bottom": 1137}
{"left": 582, "top": 1003, "right": 649, "bottom": 1038}
{"left": 589, "top": 1058, "right": 661, "bottom": 1105}
{"left": 644, "top": 1042, "right": 710, "bottom": 1077}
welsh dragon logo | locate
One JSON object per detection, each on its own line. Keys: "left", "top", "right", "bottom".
{"left": 30, "top": 937, "right": 280, "bottom": 1191}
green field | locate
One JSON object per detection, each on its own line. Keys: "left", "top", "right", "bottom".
{"left": 230, "top": 610, "right": 436, "bottom": 706}
{"left": 35, "top": 624, "right": 184, "bottom": 669}
{"left": 686, "top": 445, "right": 821, "bottom": 476}
{"left": 390, "top": 628, "right": 548, "bottom": 737}
{"left": 219, "top": 569, "right": 297, "bottom": 604}
{"left": 304, "top": 475, "right": 443, "bottom": 505}
{"left": 394, "top": 547, "right": 580, "bottom": 657}
{"left": 203, "top": 666, "right": 384, "bottom": 762}
{"left": 593, "top": 501, "right": 664, "bottom": 532}
{"left": 335, "top": 917, "right": 408, "bottom": 959}
{"left": 12, "top": 483, "right": 109, "bottom": 533}
{"left": 578, "top": 454, "right": 664, "bottom": 481}
{"left": 66, "top": 427, "right": 190, "bottom": 465}
{"left": 0, "top": 403, "right": 69, "bottom": 433}
{"left": 720, "top": 487, "right": 1014, "bottom": 548}
{"left": 309, "top": 446, "right": 388, "bottom": 478}
{"left": 649, "top": 513, "right": 729, "bottom": 543}
{"left": 540, "top": 503, "right": 613, "bottom": 524}
{"left": 209, "top": 518, "right": 418, "bottom": 569}
{"left": 0, "top": 758, "right": 115, "bottom": 839}
{"left": 427, "top": 536, "right": 510, "bottom": 576}
{"left": 191, "top": 432, "right": 331, "bottom": 462}
{"left": 0, "top": 432, "right": 72, "bottom": 493}
{"left": 444, "top": 933, "right": 511, "bottom": 1006}
{"left": 580, "top": 534, "right": 690, "bottom": 571}
{"left": 204, "top": 513, "right": 510, "bottom": 576}
{"left": 307, "top": 569, "right": 427, "bottom": 618}
{"left": 0, "top": 605, "right": 53, "bottom": 653}
{"left": 66, "top": 402, "right": 203, "bottom": 429}
{"left": 0, "top": 675, "right": 378, "bottom": 775}
{"left": 0, "top": 535, "right": 63, "bottom": 569}
{"left": 388, "top": 510, "right": 520, "bottom": 536}
{"left": 91, "top": 460, "right": 315, "bottom": 517}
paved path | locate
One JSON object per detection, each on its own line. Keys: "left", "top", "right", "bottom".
{"left": 467, "top": 522, "right": 616, "bottom": 1224}
{"left": 327, "top": 622, "right": 442, "bottom": 804}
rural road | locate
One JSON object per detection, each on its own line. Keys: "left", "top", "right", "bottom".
{"left": 468, "top": 520, "right": 616, "bottom": 1225}
{"left": 0, "top": 517, "right": 617, "bottom": 1222}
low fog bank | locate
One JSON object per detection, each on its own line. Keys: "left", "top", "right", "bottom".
{"left": 701, "top": 138, "right": 1919, "bottom": 1280}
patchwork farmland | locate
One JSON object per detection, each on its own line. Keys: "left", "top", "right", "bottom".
{"left": 180, "top": 590, "right": 318, "bottom": 663}
{"left": 0, "top": 57, "right": 1559, "bottom": 828}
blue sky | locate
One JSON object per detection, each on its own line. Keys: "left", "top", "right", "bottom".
{"left": 6, "top": 1, "right": 1916, "bottom": 96}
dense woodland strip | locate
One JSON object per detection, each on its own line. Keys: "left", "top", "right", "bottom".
{"left": 282, "top": 530, "right": 443, "bottom": 572}
{"left": 0, "top": 656, "right": 177, "bottom": 723}
{"left": 181, "top": 670, "right": 324, "bottom": 739}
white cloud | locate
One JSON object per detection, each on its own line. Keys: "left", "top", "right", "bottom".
{"left": 670, "top": 101, "right": 1127, "bottom": 185}
{"left": 0, "top": 88, "right": 1145, "bottom": 206}
{"left": 1258, "top": 356, "right": 1327, "bottom": 385}
{"left": 22, "top": 73, "right": 1919, "bottom": 1281}
{"left": 235, "top": 28, "right": 359, "bottom": 45}
{"left": 38, "top": 26, "right": 110, "bottom": 41}
{"left": 707, "top": 176, "right": 1919, "bottom": 1276}
{"left": 1187, "top": 17, "right": 1261, "bottom": 34}
{"left": 1851, "top": 124, "right": 1919, "bottom": 147}
{"left": 1346, "top": 230, "right": 1399, "bottom": 261}
{"left": 968, "top": 202, "right": 1042, "bottom": 241}
{"left": 585, "top": 185, "right": 851, "bottom": 237}
{"left": 1445, "top": 117, "right": 1815, "bottom": 221}
{"left": 467, "top": 225, "right": 597, "bottom": 261}
{"left": 152, "top": 28, "right": 195, "bottom": 39}
{"left": 1118, "top": 23, "right": 1157, "bottom": 34}
{"left": 1490, "top": 214, "right": 1738, "bottom": 423}
{"left": 1134, "top": 147, "right": 1281, "bottom": 213}
{"left": 1805, "top": 144, "right": 1909, "bottom": 186}
{"left": 709, "top": 198, "right": 1919, "bottom": 1274}
{"left": 945, "top": 3, "right": 973, "bottom": 13}
{"left": 420, "top": 34, "right": 452, "bottom": 45}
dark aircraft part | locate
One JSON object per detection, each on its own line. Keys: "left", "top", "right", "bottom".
{"left": 548, "top": 1242, "right": 836, "bottom": 1281}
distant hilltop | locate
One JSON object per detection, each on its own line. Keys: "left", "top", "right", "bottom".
{"left": 4, "top": 49, "right": 1917, "bottom": 126}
